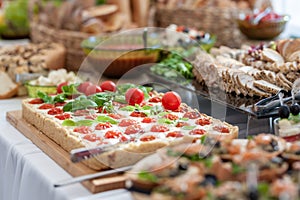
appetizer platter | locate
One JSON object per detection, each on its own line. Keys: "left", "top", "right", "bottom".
{"left": 126, "top": 134, "right": 300, "bottom": 200}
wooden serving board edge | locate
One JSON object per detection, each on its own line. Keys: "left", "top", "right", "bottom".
{"left": 6, "top": 110, "right": 126, "bottom": 193}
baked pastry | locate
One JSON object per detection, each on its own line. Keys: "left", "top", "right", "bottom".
{"left": 22, "top": 82, "right": 238, "bottom": 170}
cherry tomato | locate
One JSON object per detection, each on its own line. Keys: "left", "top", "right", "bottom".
{"left": 162, "top": 91, "right": 181, "bottom": 111}
{"left": 125, "top": 88, "right": 144, "bottom": 106}
{"left": 213, "top": 126, "right": 229, "bottom": 133}
{"left": 95, "top": 122, "right": 112, "bottom": 130}
{"left": 97, "top": 106, "right": 109, "bottom": 113}
{"left": 166, "top": 131, "right": 184, "bottom": 138}
{"left": 119, "top": 119, "right": 137, "bottom": 127}
{"left": 150, "top": 125, "right": 169, "bottom": 132}
{"left": 57, "top": 82, "right": 68, "bottom": 94}
{"left": 142, "top": 117, "right": 156, "bottom": 123}
{"left": 195, "top": 118, "right": 211, "bottom": 126}
{"left": 163, "top": 113, "right": 179, "bottom": 120}
{"left": 125, "top": 124, "right": 142, "bottom": 135}
{"left": 176, "top": 122, "right": 189, "bottom": 127}
{"left": 149, "top": 96, "right": 161, "bottom": 103}
{"left": 55, "top": 113, "right": 71, "bottom": 120}
{"left": 83, "top": 134, "right": 101, "bottom": 142}
{"left": 77, "top": 82, "right": 93, "bottom": 93}
{"left": 39, "top": 104, "right": 55, "bottom": 109}
{"left": 100, "top": 80, "right": 116, "bottom": 92}
{"left": 104, "top": 130, "right": 122, "bottom": 139}
{"left": 29, "top": 98, "right": 44, "bottom": 104}
{"left": 48, "top": 107, "right": 63, "bottom": 115}
{"left": 130, "top": 111, "right": 147, "bottom": 117}
{"left": 73, "top": 126, "right": 93, "bottom": 134}
{"left": 183, "top": 111, "right": 200, "bottom": 119}
{"left": 190, "top": 129, "right": 206, "bottom": 135}
{"left": 85, "top": 85, "right": 102, "bottom": 96}
{"left": 140, "top": 135, "right": 156, "bottom": 142}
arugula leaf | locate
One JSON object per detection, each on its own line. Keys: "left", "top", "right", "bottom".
{"left": 62, "top": 119, "right": 76, "bottom": 126}
{"left": 96, "top": 115, "right": 117, "bottom": 124}
{"left": 138, "top": 171, "right": 158, "bottom": 183}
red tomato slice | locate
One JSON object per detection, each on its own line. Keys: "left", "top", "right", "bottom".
{"left": 176, "top": 122, "right": 190, "bottom": 127}
{"left": 125, "top": 124, "right": 142, "bottom": 135}
{"left": 195, "top": 118, "right": 211, "bottom": 126}
{"left": 77, "top": 82, "right": 93, "bottom": 93}
{"left": 97, "top": 106, "right": 109, "bottom": 114}
{"left": 150, "top": 125, "right": 169, "bottom": 132}
{"left": 213, "top": 126, "right": 229, "bottom": 133}
{"left": 54, "top": 102, "right": 66, "bottom": 107}
{"left": 119, "top": 119, "right": 137, "bottom": 127}
{"left": 183, "top": 111, "right": 201, "bottom": 119}
{"left": 39, "top": 104, "right": 55, "bottom": 109}
{"left": 100, "top": 80, "right": 116, "bottom": 92}
{"left": 108, "top": 113, "right": 123, "bottom": 119}
{"left": 104, "top": 130, "right": 122, "bottom": 139}
{"left": 83, "top": 134, "right": 101, "bottom": 142}
{"left": 29, "top": 98, "right": 44, "bottom": 104}
{"left": 73, "top": 126, "right": 93, "bottom": 134}
{"left": 57, "top": 82, "right": 68, "bottom": 94}
{"left": 130, "top": 111, "right": 147, "bottom": 117}
{"left": 149, "top": 96, "right": 161, "bottom": 103}
{"left": 73, "top": 109, "right": 90, "bottom": 116}
{"left": 163, "top": 113, "right": 179, "bottom": 120}
{"left": 125, "top": 88, "right": 144, "bottom": 106}
{"left": 47, "top": 107, "right": 63, "bottom": 115}
{"left": 142, "top": 117, "right": 156, "bottom": 123}
{"left": 140, "top": 135, "right": 156, "bottom": 142}
{"left": 95, "top": 122, "right": 112, "bottom": 130}
{"left": 85, "top": 114, "right": 97, "bottom": 120}
{"left": 119, "top": 135, "right": 129, "bottom": 142}
{"left": 55, "top": 113, "right": 71, "bottom": 120}
{"left": 162, "top": 91, "right": 181, "bottom": 111}
{"left": 166, "top": 131, "right": 184, "bottom": 138}
{"left": 190, "top": 129, "right": 206, "bottom": 135}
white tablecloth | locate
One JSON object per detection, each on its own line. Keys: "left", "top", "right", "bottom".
{"left": 0, "top": 98, "right": 133, "bottom": 200}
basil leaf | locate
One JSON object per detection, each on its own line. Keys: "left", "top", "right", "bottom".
{"left": 116, "top": 83, "right": 135, "bottom": 94}
{"left": 158, "top": 118, "right": 173, "bottom": 125}
{"left": 37, "top": 91, "right": 53, "bottom": 103}
{"left": 150, "top": 105, "right": 164, "bottom": 115}
{"left": 63, "top": 98, "right": 98, "bottom": 112}
{"left": 142, "top": 105, "right": 152, "bottom": 110}
{"left": 53, "top": 94, "right": 66, "bottom": 103}
{"left": 180, "top": 118, "right": 189, "bottom": 121}
{"left": 76, "top": 120, "right": 94, "bottom": 126}
{"left": 62, "top": 119, "right": 76, "bottom": 126}
{"left": 120, "top": 105, "right": 136, "bottom": 112}
{"left": 96, "top": 115, "right": 117, "bottom": 124}
{"left": 138, "top": 171, "right": 158, "bottom": 183}
{"left": 158, "top": 111, "right": 169, "bottom": 117}
{"left": 182, "top": 125, "right": 196, "bottom": 130}
{"left": 62, "top": 84, "right": 79, "bottom": 96}
{"left": 200, "top": 135, "right": 207, "bottom": 144}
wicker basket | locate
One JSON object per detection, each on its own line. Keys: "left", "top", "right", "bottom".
{"left": 29, "top": 22, "right": 92, "bottom": 71}
{"left": 155, "top": 6, "right": 249, "bottom": 48}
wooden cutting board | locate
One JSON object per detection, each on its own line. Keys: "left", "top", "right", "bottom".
{"left": 6, "top": 110, "right": 127, "bottom": 193}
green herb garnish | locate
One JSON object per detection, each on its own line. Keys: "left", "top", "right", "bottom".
{"left": 232, "top": 163, "right": 245, "bottom": 175}
{"left": 96, "top": 115, "right": 118, "bottom": 124}
{"left": 37, "top": 91, "right": 66, "bottom": 104}
{"left": 138, "top": 171, "right": 158, "bottom": 183}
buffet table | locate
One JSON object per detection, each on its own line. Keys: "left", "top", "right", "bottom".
{"left": 0, "top": 98, "right": 133, "bottom": 200}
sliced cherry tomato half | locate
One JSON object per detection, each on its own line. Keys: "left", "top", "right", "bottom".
{"left": 213, "top": 126, "right": 229, "bottom": 133}
{"left": 38, "top": 103, "right": 55, "bottom": 109}
{"left": 190, "top": 129, "right": 206, "bottom": 135}
{"left": 163, "top": 113, "right": 179, "bottom": 120}
{"left": 29, "top": 98, "right": 44, "bottom": 104}
{"left": 73, "top": 126, "right": 93, "bottom": 134}
{"left": 166, "top": 131, "right": 184, "bottom": 138}
{"left": 140, "top": 135, "right": 156, "bottom": 142}
{"left": 55, "top": 113, "right": 71, "bottom": 120}
{"left": 195, "top": 118, "right": 211, "bottom": 126}
{"left": 183, "top": 111, "right": 201, "bottom": 119}
{"left": 95, "top": 122, "right": 112, "bottom": 130}
{"left": 48, "top": 107, "right": 63, "bottom": 115}
{"left": 162, "top": 91, "right": 181, "bottom": 111}
{"left": 150, "top": 125, "right": 169, "bottom": 132}
{"left": 100, "top": 80, "right": 116, "bottom": 92}
{"left": 119, "top": 119, "right": 137, "bottom": 127}
{"left": 125, "top": 88, "right": 144, "bottom": 106}
{"left": 104, "top": 130, "right": 122, "bottom": 139}
{"left": 54, "top": 102, "right": 66, "bottom": 107}
{"left": 142, "top": 117, "right": 156, "bottom": 123}
{"left": 149, "top": 96, "right": 162, "bottom": 103}
{"left": 176, "top": 122, "right": 190, "bottom": 127}
{"left": 125, "top": 124, "right": 143, "bottom": 135}
{"left": 130, "top": 111, "right": 147, "bottom": 117}
{"left": 83, "top": 134, "right": 101, "bottom": 142}
{"left": 73, "top": 109, "right": 90, "bottom": 116}
{"left": 108, "top": 113, "right": 123, "bottom": 119}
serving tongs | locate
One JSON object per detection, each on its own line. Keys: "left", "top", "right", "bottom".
{"left": 253, "top": 90, "right": 296, "bottom": 114}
